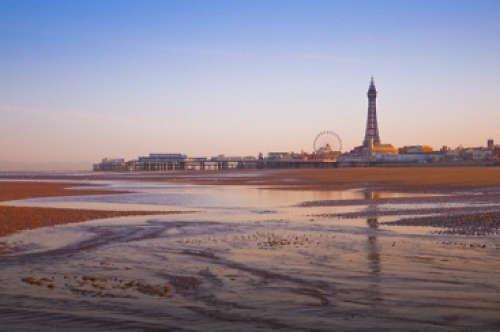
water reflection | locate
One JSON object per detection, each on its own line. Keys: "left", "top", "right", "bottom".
{"left": 365, "top": 192, "right": 382, "bottom": 307}
{"left": 367, "top": 218, "right": 381, "bottom": 276}
{"left": 4, "top": 183, "right": 368, "bottom": 210}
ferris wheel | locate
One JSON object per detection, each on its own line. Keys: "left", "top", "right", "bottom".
{"left": 313, "top": 130, "right": 343, "bottom": 153}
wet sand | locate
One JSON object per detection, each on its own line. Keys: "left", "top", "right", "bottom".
{"left": 3, "top": 167, "right": 500, "bottom": 191}
{"left": 0, "top": 174, "right": 499, "bottom": 330}
{"left": 0, "top": 182, "right": 175, "bottom": 238}
{"left": 1, "top": 205, "right": 499, "bottom": 331}
{"left": 0, "top": 206, "right": 176, "bottom": 239}
{"left": 302, "top": 189, "right": 500, "bottom": 236}
{"left": 382, "top": 211, "right": 500, "bottom": 235}
{"left": 169, "top": 167, "right": 500, "bottom": 191}
{"left": 0, "top": 181, "right": 127, "bottom": 201}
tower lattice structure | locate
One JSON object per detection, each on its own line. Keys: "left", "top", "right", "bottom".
{"left": 363, "top": 77, "right": 381, "bottom": 147}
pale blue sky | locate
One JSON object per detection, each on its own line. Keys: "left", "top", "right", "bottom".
{"left": 1, "top": 0, "right": 499, "bottom": 166}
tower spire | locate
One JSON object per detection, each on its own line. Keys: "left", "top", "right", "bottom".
{"left": 363, "top": 77, "right": 380, "bottom": 147}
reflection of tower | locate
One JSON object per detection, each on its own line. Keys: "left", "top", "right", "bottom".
{"left": 257, "top": 152, "right": 264, "bottom": 169}
{"left": 366, "top": 217, "right": 381, "bottom": 275}
{"left": 364, "top": 191, "right": 382, "bottom": 307}
{"left": 363, "top": 77, "right": 381, "bottom": 147}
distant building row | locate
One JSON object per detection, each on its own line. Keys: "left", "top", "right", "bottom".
{"left": 93, "top": 151, "right": 343, "bottom": 172}
{"left": 94, "top": 79, "right": 499, "bottom": 171}
{"left": 338, "top": 139, "right": 500, "bottom": 166}
{"left": 94, "top": 153, "right": 260, "bottom": 172}
{"left": 93, "top": 139, "right": 500, "bottom": 172}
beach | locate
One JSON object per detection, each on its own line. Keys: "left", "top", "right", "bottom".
{"left": 162, "top": 167, "right": 500, "bottom": 190}
{"left": 0, "top": 181, "right": 175, "bottom": 238}
{"left": 4, "top": 167, "right": 500, "bottom": 190}
{"left": 0, "top": 170, "right": 499, "bottom": 330}
{"left": 1, "top": 168, "right": 500, "bottom": 237}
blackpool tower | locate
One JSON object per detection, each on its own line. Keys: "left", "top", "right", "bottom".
{"left": 363, "top": 77, "right": 381, "bottom": 147}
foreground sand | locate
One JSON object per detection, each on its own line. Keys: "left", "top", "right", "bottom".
{"left": 0, "top": 182, "right": 172, "bottom": 238}
{"left": 0, "top": 182, "right": 498, "bottom": 331}
{"left": 0, "top": 176, "right": 499, "bottom": 330}
{"left": 0, "top": 206, "right": 174, "bottom": 239}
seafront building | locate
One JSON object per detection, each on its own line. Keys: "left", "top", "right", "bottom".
{"left": 93, "top": 78, "right": 499, "bottom": 172}
{"left": 94, "top": 137, "right": 499, "bottom": 172}
{"left": 336, "top": 79, "right": 500, "bottom": 166}
{"left": 93, "top": 158, "right": 126, "bottom": 171}
{"left": 95, "top": 153, "right": 259, "bottom": 172}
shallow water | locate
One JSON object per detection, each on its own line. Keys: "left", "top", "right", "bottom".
{"left": 0, "top": 181, "right": 499, "bottom": 331}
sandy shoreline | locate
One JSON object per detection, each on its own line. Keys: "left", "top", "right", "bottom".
{"left": 0, "top": 181, "right": 128, "bottom": 201}
{"left": 1, "top": 167, "right": 499, "bottom": 239}
{"left": 3, "top": 167, "right": 500, "bottom": 191}
{"left": 0, "top": 182, "right": 176, "bottom": 239}
{"left": 176, "top": 167, "right": 500, "bottom": 191}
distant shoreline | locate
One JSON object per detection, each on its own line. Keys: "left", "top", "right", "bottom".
{"left": 2, "top": 167, "right": 500, "bottom": 192}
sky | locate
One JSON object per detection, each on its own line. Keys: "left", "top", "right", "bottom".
{"left": 1, "top": 0, "right": 499, "bottom": 169}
